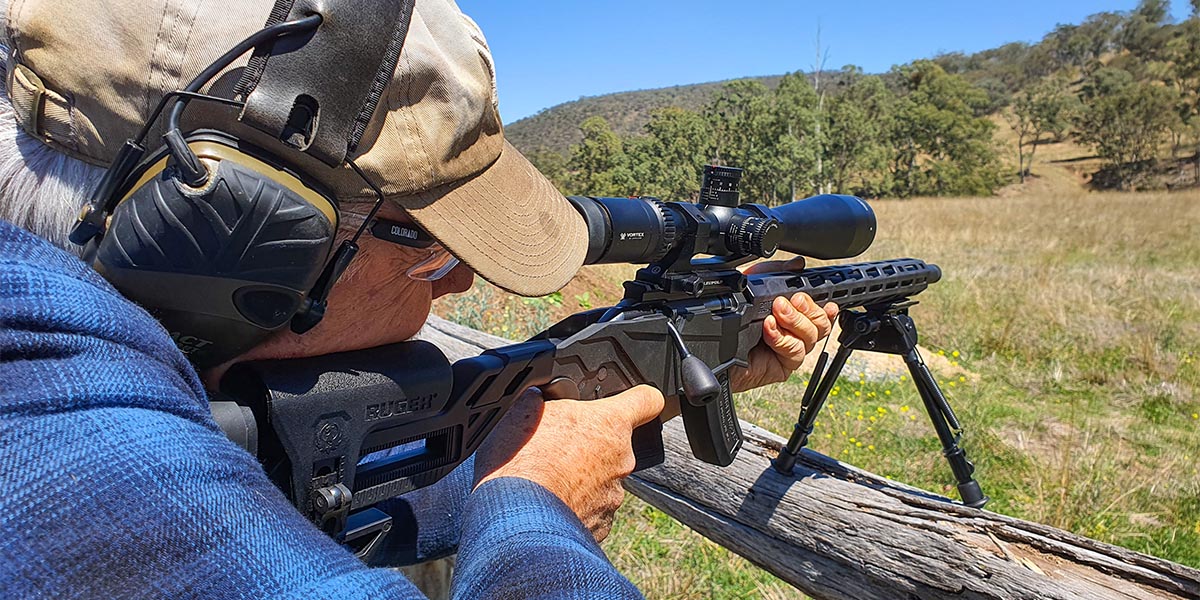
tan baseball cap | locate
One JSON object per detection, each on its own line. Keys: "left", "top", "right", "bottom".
{"left": 3, "top": 0, "right": 585, "bottom": 296}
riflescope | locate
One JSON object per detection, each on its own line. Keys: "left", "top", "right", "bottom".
{"left": 568, "top": 166, "right": 877, "bottom": 266}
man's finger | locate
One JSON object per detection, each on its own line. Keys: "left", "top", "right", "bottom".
{"left": 772, "top": 295, "right": 820, "bottom": 353}
{"left": 598, "top": 385, "right": 666, "bottom": 428}
{"left": 789, "top": 292, "right": 834, "bottom": 340}
{"left": 741, "top": 256, "right": 806, "bottom": 275}
{"left": 763, "top": 315, "right": 807, "bottom": 370}
{"left": 824, "top": 301, "right": 840, "bottom": 321}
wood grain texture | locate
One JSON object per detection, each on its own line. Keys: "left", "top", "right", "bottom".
{"left": 422, "top": 316, "right": 1200, "bottom": 600}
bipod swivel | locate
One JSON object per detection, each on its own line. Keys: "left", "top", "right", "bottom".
{"left": 773, "top": 302, "right": 989, "bottom": 509}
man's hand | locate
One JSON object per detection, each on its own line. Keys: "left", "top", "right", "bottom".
{"left": 731, "top": 257, "right": 839, "bottom": 393}
{"left": 473, "top": 385, "right": 665, "bottom": 542}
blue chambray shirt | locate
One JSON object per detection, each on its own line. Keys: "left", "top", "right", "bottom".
{"left": 0, "top": 219, "right": 641, "bottom": 599}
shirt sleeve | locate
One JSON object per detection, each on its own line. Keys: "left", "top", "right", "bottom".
{"left": 452, "top": 478, "right": 644, "bottom": 599}
{"left": 0, "top": 222, "right": 425, "bottom": 599}
{"left": 0, "top": 221, "right": 639, "bottom": 599}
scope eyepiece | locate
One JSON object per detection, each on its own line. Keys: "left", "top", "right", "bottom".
{"left": 567, "top": 196, "right": 679, "bottom": 265}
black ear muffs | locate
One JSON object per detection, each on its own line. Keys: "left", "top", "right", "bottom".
{"left": 88, "top": 131, "right": 338, "bottom": 368}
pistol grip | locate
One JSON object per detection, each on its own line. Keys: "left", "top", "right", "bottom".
{"left": 631, "top": 419, "right": 665, "bottom": 471}
{"left": 679, "top": 373, "right": 743, "bottom": 466}
{"left": 542, "top": 377, "right": 666, "bottom": 471}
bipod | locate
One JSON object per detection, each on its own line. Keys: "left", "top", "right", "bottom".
{"left": 772, "top": 302, "right": 989, "bottom": 509}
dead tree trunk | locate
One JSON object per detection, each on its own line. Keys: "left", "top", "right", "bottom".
{"left": 420, "top": 317, "right": 1200, "bottom": 600}
{"left": 628, "top": 419, "right": 1200, "bottom": 600}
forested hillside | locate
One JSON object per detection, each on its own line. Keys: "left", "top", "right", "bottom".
{"left": 505, "top": 80, "right": 770, "bottom": 154}
{"left": 510, "top": 0, "right": 1200, "bottom": 202}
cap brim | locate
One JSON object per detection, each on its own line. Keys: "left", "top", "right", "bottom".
{"left": 390, "top": 141, "right": 586, "bottom": 296}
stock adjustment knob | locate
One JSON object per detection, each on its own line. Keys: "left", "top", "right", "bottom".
{"left": 730, "top": 217, "right": 782, "bottom": 257}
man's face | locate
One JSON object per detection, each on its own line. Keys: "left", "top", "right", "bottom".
{"left": 205, "top": 203, "right": 474, "bottom": 377}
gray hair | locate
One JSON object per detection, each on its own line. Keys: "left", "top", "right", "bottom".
{"left": 0, "top": 92, "right": 106, "bottom": 253}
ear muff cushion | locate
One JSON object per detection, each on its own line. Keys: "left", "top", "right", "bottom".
{"left": 94, "top": 154, "right": 337, "bottom": 366}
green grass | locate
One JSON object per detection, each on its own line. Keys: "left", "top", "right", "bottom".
{"left": 436, "top": 189, "right": 1200, "bottom": 598}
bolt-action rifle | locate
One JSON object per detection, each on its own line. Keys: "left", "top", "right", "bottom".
{"left": 213, "top": 166, "right": 985, "bottom": 559}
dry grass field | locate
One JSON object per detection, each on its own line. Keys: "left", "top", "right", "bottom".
{"left": 435, "top": 146, "right": 1200, "bottom": 597}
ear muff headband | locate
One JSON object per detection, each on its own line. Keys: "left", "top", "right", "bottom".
{"left": 118, "top": 138, "right": 338, "bottom": 226}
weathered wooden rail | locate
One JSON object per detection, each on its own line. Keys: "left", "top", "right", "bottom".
{"left": 420, "top": 316, "right": 1200, "bottom": 600}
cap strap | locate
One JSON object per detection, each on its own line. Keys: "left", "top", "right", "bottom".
{"left": 5, "top": 59, "right": 78, "bottom": 151}
{"left": 235, "top": 0, "right": 416, "bottom": 167}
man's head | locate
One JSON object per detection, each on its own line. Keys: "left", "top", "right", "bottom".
{"left": 0, "top": 0, "right": 585, "bottom": 374}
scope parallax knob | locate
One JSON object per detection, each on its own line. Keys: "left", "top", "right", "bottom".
{"left": 730, "top": 217, "right": 782, "bottom": 257}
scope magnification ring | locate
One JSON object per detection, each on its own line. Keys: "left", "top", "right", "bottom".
{"left": 651, "top": 199, "right": 677, "bottom": 260}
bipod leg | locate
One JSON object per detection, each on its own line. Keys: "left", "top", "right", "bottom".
{"left": 902, "top": 349, "right": 989, "bottom": 508}
{"left": 773, "top": 344, "right": 854, "bottom": 474}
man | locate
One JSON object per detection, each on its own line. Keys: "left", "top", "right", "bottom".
{"left": 0, "top": 0, "right": 837, "bottom": 597}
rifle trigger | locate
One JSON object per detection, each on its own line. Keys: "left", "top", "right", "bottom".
{"left": 540, "top": 377, "right": 577, "bottom": 400}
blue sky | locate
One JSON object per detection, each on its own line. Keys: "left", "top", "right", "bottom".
{"left": 456, "top": 0, "right": 1193, "bottom": 124}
